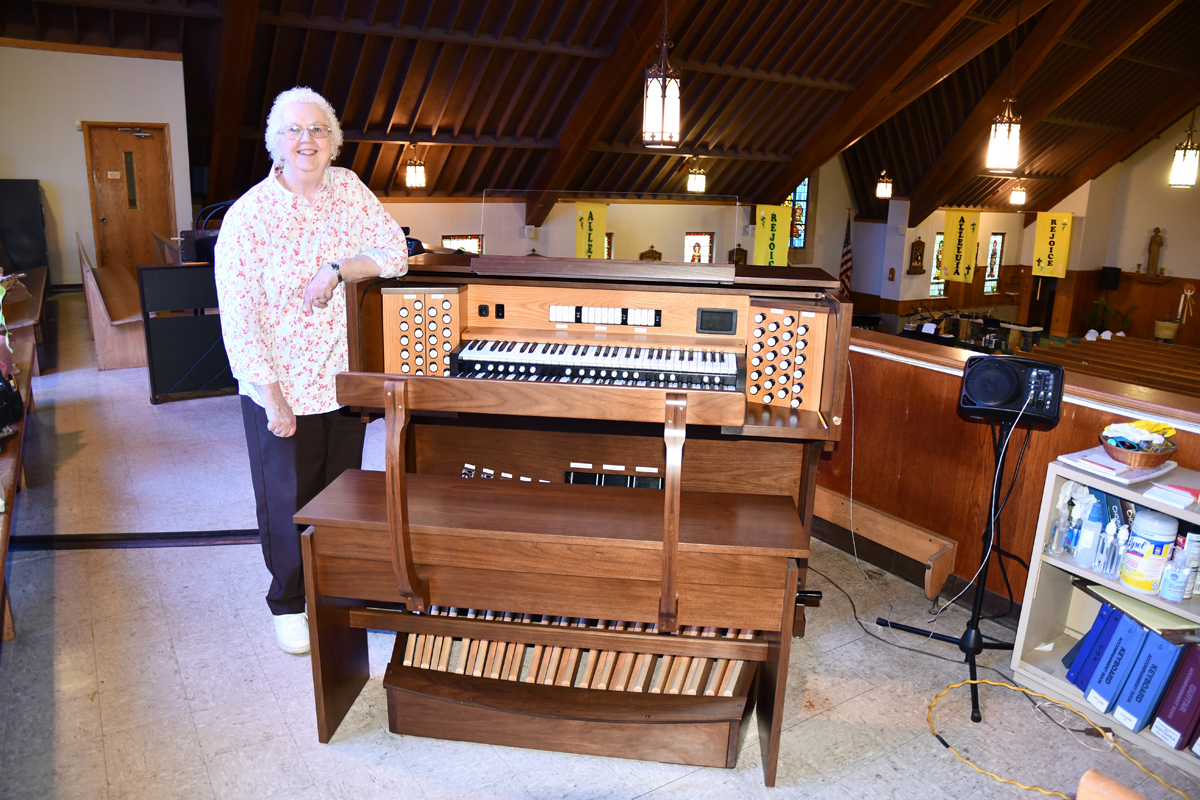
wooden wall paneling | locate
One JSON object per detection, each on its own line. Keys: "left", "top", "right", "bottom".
{"left": 1069, "top": 271, "right": 1200, "bottom": 348}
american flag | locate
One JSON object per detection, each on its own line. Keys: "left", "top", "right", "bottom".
{"left": 839, "top": 211, "right": 853, "bottom": 296}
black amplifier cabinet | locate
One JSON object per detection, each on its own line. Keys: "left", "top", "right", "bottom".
{"left": 958, "top": 355, "right": 1064, "bottom": 430}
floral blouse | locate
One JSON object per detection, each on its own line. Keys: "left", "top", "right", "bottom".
{"left": 215, "top": 167, "right": 407, "bottom": 415}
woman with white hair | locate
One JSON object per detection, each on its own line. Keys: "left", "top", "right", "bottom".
{"left": 215, "top": 86, "right": 408, "bottom": 655}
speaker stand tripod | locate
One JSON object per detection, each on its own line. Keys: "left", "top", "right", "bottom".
{"left": 876, "top": 419, "right": 1017, "bottom": 723}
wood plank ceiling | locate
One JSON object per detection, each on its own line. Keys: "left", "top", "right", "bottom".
{"left": 3, "top": 0, "right": 1199, "bottom": 225}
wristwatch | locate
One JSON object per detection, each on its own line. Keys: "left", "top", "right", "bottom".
{"left": 329, "top": 262, "right": 343, "bottom": 283}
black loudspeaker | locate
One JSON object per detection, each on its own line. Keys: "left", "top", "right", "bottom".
{"left": 1100, "top": 266, "right": 1122, "bottom": 291}
{"left": 958, "top": 355, "right": 1064, "bottom": 429}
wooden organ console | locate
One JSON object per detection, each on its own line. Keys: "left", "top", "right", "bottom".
{"left": 297, "top": 255, "right": 850, "bottom": 785}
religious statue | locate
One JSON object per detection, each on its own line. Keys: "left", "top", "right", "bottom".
{"left": 907, "top": 237, "right": 925, "bottom": 275}
{"left": 1147, "top": 227, "right": 1164, "bottom": 275}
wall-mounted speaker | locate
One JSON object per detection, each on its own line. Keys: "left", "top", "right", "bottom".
{"left": 1100, "top": 266, "right": 1122, "bottom": 291}
{"left": 958, "top": 356, "right": 1064, "bottom": 429}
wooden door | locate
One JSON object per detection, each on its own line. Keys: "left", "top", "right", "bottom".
{"left": 83, "top": 123, "right": 176, "bottom": 274}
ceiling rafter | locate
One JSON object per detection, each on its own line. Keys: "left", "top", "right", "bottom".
{"left": 915, "top": 0, "right": 1181, "bottom": 221}
{"left": 206, "top": 0, "right": 261, "bottom": 205}
{"left": 523, "top": 0, "right": 700, "bottom": 227}
{"left": 1058, "top": 36, "right": 1200, "bottom": 78}
{"left": 675, "top": 59, "right": 854, "bottom": 93}
{"left": 1027, "top": 79, "right": 1200, "bottom": 215}
{"left": 907, "top": 0, "right": 1094, "bottom": 226}
{"left": 258, "top": 9, "right": 611, "bottom": 59}
{"left": 755, "top": 0, "right": 979, "bottom": 206}
{"left": 45, "top": 0, "right": 218, "bottom": 19}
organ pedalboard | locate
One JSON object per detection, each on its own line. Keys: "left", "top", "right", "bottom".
{"left": 381, "top": 286, "right": 829, "bottom": 408}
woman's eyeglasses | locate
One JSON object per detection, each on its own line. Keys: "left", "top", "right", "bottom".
{"left": 280, "top": 124, "right": 331, "bottom": 140}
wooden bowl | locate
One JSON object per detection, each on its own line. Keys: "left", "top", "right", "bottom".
{"left": 1099, "top": 435, "right": 1177, "bottom": 469}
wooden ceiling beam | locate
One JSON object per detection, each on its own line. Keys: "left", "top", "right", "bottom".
{"left": 591, "top": 142, "right": 789, "bottom": 162}
{"left": 523, "top": 0, "right": 698, "bottom": 227}
{"left": 673, "top": 58, "right": 854, "bottom": 93}
{"left": 206, "top": 0, "right": 260, "bottom": 204}
{"left": 907, "top": 0, "right": 1094, "bottom": 226}
{"left": 259, "top": 8, "right": 611, "bottom": 58}
{"left": 1059, "top": 36, "right": 1200, "bottom": 78}
{"left": 833, "top": 0, "right": 1055, "bottom": 155}
{"left": 50, "top": 0, "right": 219, "bottom": 19}
{"left": 913, "top": 0, "right": 1180, "bottom": 223}
{"left": 754, "top": 0, "right": 979, "bottom": 206}
{"left": 1026, "top": 80, "right": 1200, "bottom": 215}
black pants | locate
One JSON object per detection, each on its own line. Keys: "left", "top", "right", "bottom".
{"left": 240, "top": 396, "right": 366, "bottom": 615}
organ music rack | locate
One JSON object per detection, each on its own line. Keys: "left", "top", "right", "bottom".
{"left": 298, "top": 254, "right": 850, "bottom": 785}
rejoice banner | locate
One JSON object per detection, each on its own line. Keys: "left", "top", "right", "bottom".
{"left": 754, "top": 204, "right": 790, "bottom": 266}
{"left": 1032, "top": 212, "right": 1072, "bottom": 278}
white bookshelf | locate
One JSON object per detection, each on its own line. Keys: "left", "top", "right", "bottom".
{"left": 1011, "top": 461, "right": 1200, "bottom": 777}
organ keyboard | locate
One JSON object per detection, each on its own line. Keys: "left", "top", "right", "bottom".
{"left": 303, "top": 254, "right": 850, "bottom": 786}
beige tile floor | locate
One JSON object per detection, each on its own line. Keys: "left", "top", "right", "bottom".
{"left": 2, "top": 292, "right": 1197, "bottom": 799}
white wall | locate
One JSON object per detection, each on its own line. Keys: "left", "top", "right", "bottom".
{"left": 1106, "top": 113, "right": 1200, "bottom": 277}
{"left": 900, "top": 209, "right": 1027, "bottom": 301}
{"left": 808, "top": 156, "right": 855, "bottom": 278}
{"left": 0, "top": 44, "right": 192, "bottom": 284}
{"left": 850, "top": 221, "right": 886, "bottom": 295}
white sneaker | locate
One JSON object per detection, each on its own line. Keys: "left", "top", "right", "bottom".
{"left": 274, "top": 612, "right": 310, "bottom": 655}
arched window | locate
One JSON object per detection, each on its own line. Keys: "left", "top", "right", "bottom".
{"left": 785, "top": 178, "right": 809, "bottom": 249}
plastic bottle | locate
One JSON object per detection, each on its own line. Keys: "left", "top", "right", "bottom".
{"left": 1102, "top": 525, "right": 1130, "bottom": 582}
{"left": 1074, "top": 503, "right": 1104, "bottom": 569}
{"left": 1160, "top": 554, "right": 1189, "bottom": 603}
{"left": 1093, "top": 520, "right": 1117, "bottom": 573}
{"left": 1045, "top": 504, "right": 1071, "bottom": 556}
{"left": 1183, "top": 534, "right": 1200, "bottom": 600}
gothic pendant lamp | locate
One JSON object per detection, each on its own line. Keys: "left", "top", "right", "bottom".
{"left": 687, "top": 159, "right": 706, "bottom": 193}
{"left": 643, "top": 1, "right": 681, "bottom": 149}
{"left": 987, "top": 5, "right": 1022, "bottom": 173}
{"left": 1010, "top": 180, "right": 1026, "bottom": 205}
{"left": 875, "top": 169, "right": 893, "bottom": 199}
{"left": 404, "top": 145, "right": 426, "bottom": 189}
{"left": 1169, "top": 109, "right": 1199, "bottom": 187}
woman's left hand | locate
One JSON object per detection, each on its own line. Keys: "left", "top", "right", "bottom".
{"left": 302, "top": 263, "right": 340, "bottom": 314}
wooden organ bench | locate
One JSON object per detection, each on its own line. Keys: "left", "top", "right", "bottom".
{"left": 298, "top": 254, "right": 851, "bottom": 785}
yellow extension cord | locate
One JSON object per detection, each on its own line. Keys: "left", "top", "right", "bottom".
{"left": 928, "top": 678, "right": 1189, "bottom": 799}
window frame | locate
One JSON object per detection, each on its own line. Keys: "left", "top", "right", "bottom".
{"left": 929, "top": 232, "right": 946, "bottom": 298}
{"left": 441, "top": 234, "right": 484, "bottom": 254}
{"left": 984, "top": 232, "right": 1004, "bottom": 295}
{"left": 786, "top": 172, "right": 819, "bottom": 265}
{"left": 684, "top": 232, "right": 715, "bottom": 264}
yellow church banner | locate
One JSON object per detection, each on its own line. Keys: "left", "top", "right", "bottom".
{"left": 942, "top": 209, "right": 980, "bottom": 283}
{"left": 754, "top": 204, "right": 790, "bottom": 266}
{"left": 575, "top": 202, "right": 606, "bottom": 259}
{"left": 1032, "top": 212, "right": 1072, "bottom": 278}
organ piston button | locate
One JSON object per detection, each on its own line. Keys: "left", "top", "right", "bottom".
{"left": 441, "top": 300, "right": 452, "bottom": 310}
{"left": 750, "top": 370, "right": 761, "bottom": 381}
{"left": 776, "top": 389, "right": 787, "bottom": 399}
{"left": 400, "top": 363, "right": 410, "bottom": 373}
{"left": 763, "top": 379, "right": 775, "bottom": 390}
{"left": 413, "top": 300, "right": 423, "bottom": 310}
{"left": 399, "top": 308, "right": 409, "bottom": 318}
{"left": 778, "top": 374, "right": 789, "bottom": 384}
{"left": 429, "top": 320, "right": 437, "bottom": 330}
{"left": 414, "top": 314, "right": 423, "bottom": 324}
{"left": 779, "top": 359, "right": 791, "bottom": 370}
{"left": 399, "top": 321, "right": 409, "bottom": 332}
{"left": 795, "top": 339, "right": 807, "bottom": 350}
{"left": 783, "top": 316, "right": 795, "bottom": 326}
{"left": 753, "top": 328, "right": 765, "bottom": 338}
{"left": 780, "top": 345, "right": 792, "bottom": 356}
{"left": 762, "top": 393, "right": 773, "bottom": 404}
{"left": 400, "top": 349, "right": 410, "bottom": 359}
{"left": 443, "top": 341, "right": 452, "bottom": 351}
{"left": 795, "top": 354, "right": 806, "bottom": 364}
{"left": 750, "top": 356, "right": 762, "bottom": 366}
{"left": 797, "top": 325, "right": 809, "bottom": 335}
{"left": 751, "top": 342, "right": 763, "bottom": 352}
{"left": 754, "top": 313, "right": 766, "bottom": 323}
{"left": 442, "top": 314, "right": 452, "bottom": 324}
{"left": 764, "top": 365, "right": 776, "bottom": 376}
{"left": 400, "top": 336, "right": 409, "bottom": 345}
{"left": 790, "top": 397, "right": 800, "bottom": 408}
{"left": 443, "top": 327, "right": 452, "bottom": 338}
{"left": 430, "top": 363, "right": 438, "bottom": 372}
{"left": 766, "top": 350, "right": 777, "bottom": 361}
{"left": 414, "top": 328, "right": 423, "bottom": 338}
{"left": 748, "top": 385, "right": 760, "bottom": 395}
{"left": 767, "top": 336, "right": 778, "bottom": 346}
{"left": 792, "top": 383, "right": 803, "bottom": 394}
{"left": 415, "top": 342, "right": 424, "bottom": 352}
{"left": 443, "top": 355, "right": 451, "bottom": 365}
{"left": 782, "top": 331, "right": 793, "bottom": 341}
{"left": 429, "top": 335, "right": 438, "bottom": 345}
{"left": 768, "top": 322, "right": 779, "bottom": 332}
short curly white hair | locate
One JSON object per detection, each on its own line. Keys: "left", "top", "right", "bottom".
{"left": 264, "top": 86, "right": 344, "bottom": 164}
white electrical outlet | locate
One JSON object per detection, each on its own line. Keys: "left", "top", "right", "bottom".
{"left": 743, "top": 225, "right": 756, "bottom": 236}
{"left": 522, "top": 225, "right": 536, "bottom": 239}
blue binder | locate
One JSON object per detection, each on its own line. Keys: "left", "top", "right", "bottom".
{"left": 1113, "top": 630, "right": 1185, "bottom": 733}
{"left": 1085, "top": 614, "right": 1148, "bottom": 714}
{"left": 1071, "top": 606, "right": 1121, "bottom": 692}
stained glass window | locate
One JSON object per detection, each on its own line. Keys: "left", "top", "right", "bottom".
{"left": 605, "top": 232, "right": 613, "bottom": 260}
{"left": 985, "top": 233, "right": 1004, "bottom": 294}
{"left": 785, "top": 178, "right": 809, "bottom": 248}
{"left": 442, "top": 234, "right": 483, "bottom": 254}
{"left": 684, "top": 232, "right": 714, "bottom": 264}
{"left": 929, "top": 233, "right": 946, "bottom": 298}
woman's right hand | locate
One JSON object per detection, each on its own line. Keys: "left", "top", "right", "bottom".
{"left": 261, "top": 383, "right": 297, "bottom": 437}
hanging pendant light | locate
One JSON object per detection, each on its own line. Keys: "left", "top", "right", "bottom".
{"left": 405, "top": 145, "right": 425, "bottom": 189}
{"left": 643, "top": 2, "right": 681, "bottom": 149}
{"left": 687, "top": 159, "right": 706, "bottom": 193}
{"left": 875, "top": 169, "right": 893, "bottom": 199}
{"left": 987, "top": 3, "right": 1022, "bottom": 173}
{"left": 1169, "top": 109, "right": 1199, "bottom": 187}
{"left": 987, "top": 98, "right": 1022, "bottom": 173}
{"left": 1010, "top": 180, "right": 1026, "bottom": 205}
